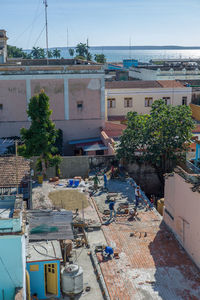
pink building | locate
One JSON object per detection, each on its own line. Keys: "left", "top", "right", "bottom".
{"left": 0, "top": 64, "right": 105, "bottom": 154}
{"left": 164, "top": 166, "right": 200, "bottom": 269}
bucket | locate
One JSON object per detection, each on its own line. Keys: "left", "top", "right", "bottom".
{"left": 38, "top": 175, "right": 43, "bottom": 184}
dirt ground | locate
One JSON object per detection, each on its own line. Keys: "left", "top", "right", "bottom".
{"left": 48, "top": 189, "right": 89, "bottom": 210}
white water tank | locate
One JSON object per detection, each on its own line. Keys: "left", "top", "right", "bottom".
{"left": 61, "top": 264, "right": 83, "bottom": 295}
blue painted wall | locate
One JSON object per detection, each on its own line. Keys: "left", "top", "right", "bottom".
{"left": 0, "top": 236, "right": 24, "bottom": 300}
{"left": 123, "top": 59, "right": 138, "bottom": 68}
{"left": 27, "top": 260, "right": 60, "bottom": 299}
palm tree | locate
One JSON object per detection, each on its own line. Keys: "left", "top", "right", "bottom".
{"left": 68, "top": 48, "right": 74, "bottom": 57}
{"left": 53, "top": 48, "right": 61, "bottom": 59}
{"left": 47, "top": 50, "right": 53, "bottom": 58}
{"left": 31, "top": 47, "right": 45, "bottom": 59}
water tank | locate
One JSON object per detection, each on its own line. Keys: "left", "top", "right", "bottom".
{"left": 61, "top": 264, "right": 83, "bottom": 295}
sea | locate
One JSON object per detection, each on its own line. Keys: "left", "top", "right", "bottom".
{"left": 57, "top": 48, "right": 200, "bottom": 63}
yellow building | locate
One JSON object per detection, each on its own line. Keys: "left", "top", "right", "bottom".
{"left": 105, "top": 80, "right": 192, "bottom": 122}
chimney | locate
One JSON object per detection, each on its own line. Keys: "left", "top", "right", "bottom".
{"left": 0, "top": 30, "right": 8, "bottom": 63}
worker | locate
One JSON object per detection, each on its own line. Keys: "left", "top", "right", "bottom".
{"left": 103, "top": 245, "right": 114, "bottom": 258}
{"left": 93, "top": 174, "right": 100, "bottom": 191}
{"left": 32, "top": 293, "right": 38, "bottom": 300}
{"left": 109, "top": 200, "right": 116, "bottom": 218}
{"left": 135, "top": 186, "right": 141, "bottom": 208}
{"left": 103, "top": 173, "right": 108, "bottom": 189}
{"left": 129, "top": 208, "right": 138, "bottom": 220}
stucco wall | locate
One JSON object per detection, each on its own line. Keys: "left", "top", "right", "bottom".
{"left": 0, "top": 235, "right": 24, "bottom": 300}
{"left": 68, "top": 78, "right": 101, "bottom": 120}
{"left": 106, "top": 87, "right": 191, "bottom": 117}
{"left": 31, "top": 79, "right": 65, "bottom": 120}
{"left": 164, "top": 173, "right": 200, "bottom": 268}
{"left": 190, "top": 103, "right": 200, "bottom": 121}
{"left": 0, "top": 80, "right": 27, "bottom": 121}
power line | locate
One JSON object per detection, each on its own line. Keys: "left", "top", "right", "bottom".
{"left": 33, "top": 24, "right": 46, "bottom": 48}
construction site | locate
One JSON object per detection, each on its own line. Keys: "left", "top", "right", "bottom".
{"left": 1, "top": 157, "right": 200, "bottom": 300}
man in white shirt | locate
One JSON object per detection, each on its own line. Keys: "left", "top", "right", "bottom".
{"left": 135, "top": 186, "right": 141, "bottom": 208}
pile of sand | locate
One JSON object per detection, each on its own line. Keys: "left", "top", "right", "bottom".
{"left": 48, "top": 189, "right": 89, "bottom": 210}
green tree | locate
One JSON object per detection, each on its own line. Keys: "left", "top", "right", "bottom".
{"left": 53, "top": 48, "right": 61, "bottom": 59}
{"left": 19, "top": 90, "right": 62, "bottom": 176}
{"left": 47, "top": 50, "right": 53, "bottom": 58}
{"left": 68, "top": 48, "right": 74, "bottom": 57}
{"left": 31, "top": 47, "right": 45, "bottom": 59}
{"left": 75, "top": 42, "right": 92, "bottom": 60}
{"left": 117, "top": 99, "right": 195, "bottom": 186}
{"left": 7, "top": 45, "right": 28, "bottom": 58}
{"left": 94, "top": 54, "right": 106, "bottom": 63}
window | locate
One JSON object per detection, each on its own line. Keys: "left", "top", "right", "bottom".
{"left": 182, "top": 97, "right": 187, "bottom": 105}
{"left": 30, "top": 264, "right": 39, "bottom": 272}
{"left": 0, "top": 104, "right": 2, "bottom": 110}
{"left": 124, "top": 97, "right": 133, "bottom": 108}
{"left": 77, "top": 101, "right": 83, "bottom": 111}
{"left": 108, "top": 98, "right": 116, "bottom": 108}
{"left": 162, "top": 97, "right": 171, "bottom": 105}
{"left": 145, "top": 97, "right": 153, "bottom": 107}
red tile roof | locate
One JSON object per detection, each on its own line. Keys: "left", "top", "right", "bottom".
{"left": 0, "top": 156, "right": 30, "bottom": 187}
{"left": 96, "top": 208, "right": 200, "bottom": 299}
{"left": 105, "top": 80, "right": 162, "bottom": 89}
{"left": 158, "top": 80, "right": 185, "bottom": 88}
{"left": 193, "top": 125, "right": 200, "bottom": 133}
{"left": 103, "top": 122, "right": 126, "bottom": 138}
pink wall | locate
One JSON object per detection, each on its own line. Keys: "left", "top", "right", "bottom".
{"left": 68, "top": 78, "right": 101, "bottom": 120}
{"left": 0, "top": 80, "right": 27, "bottom": 121}
{"left": 31, "top": 79, "right": 65, "bottom": 120}
{"left": 164, "top": 172, "right": 200, "bottom": 268}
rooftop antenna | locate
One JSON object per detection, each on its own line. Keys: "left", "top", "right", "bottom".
{"left": 43, "top": 0, "right": 49, "bottom": 64}
{"left": 86, "top": 37, "right": 89, "bottom": 62}
{"left": 129, "top": 36, "right": 132, "bottom": 59}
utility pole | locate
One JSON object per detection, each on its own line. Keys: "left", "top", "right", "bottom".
{"left": 43, "top": 0, "right": 49, "bottom": 65}
{"left": 86, "top": 38, "right": 89, "bottom": 62}
{"left": 15, "top": 140, "right": 18, "bottom": 196}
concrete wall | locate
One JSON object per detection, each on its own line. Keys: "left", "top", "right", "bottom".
{"left": 164, "top": 172, "right": 200, "bottom": 268}
{"left": 126, "top": 162, "right": 163, "bottom": 196}
{"left": 106, "top": 87, "right": 191, "bottom": 118}
{"left": 31, "top": 155, "right": 115, "bottom": 179}
{"left": 0, "top": 72, "right": 105, "bottom": 144}
{"left": 190, "top": 103, "right": 200, "bottom": 121}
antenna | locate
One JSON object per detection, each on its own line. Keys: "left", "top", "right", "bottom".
{"left": 86, "top": 37, "right": 89, "bottom": 62}
{"left": 129, "top": 36, "right": 132, "bottom": 59}
{"left": 43, "top": 0, "right": 49, "bottom": 64}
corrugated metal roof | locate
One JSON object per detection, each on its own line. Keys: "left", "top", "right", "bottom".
{"left": 83, "top": 144, "right": 108, "bottom": 152}
{"left": 27, "top": 210, "right": 74, "bottom": 241}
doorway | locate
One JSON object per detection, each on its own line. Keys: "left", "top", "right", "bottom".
{"left": 44, "top": 263, "right": 58, "bottom": 296}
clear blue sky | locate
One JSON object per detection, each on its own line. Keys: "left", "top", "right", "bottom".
{"left": 1, "top": 0, "right": 200, "bottom": 49}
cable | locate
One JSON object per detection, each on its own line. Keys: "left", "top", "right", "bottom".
{"left": 32, "top": 243, "right": 61, "bottom": 260}
{"left": 33, "top": 24, "right": 46, "bottom": 48}
{"left": 26, "top": 0, "right": 43, "bottom": 49}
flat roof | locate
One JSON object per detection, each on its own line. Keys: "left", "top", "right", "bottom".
{"left": 105, "top": 80, "right": 185, "bottom": 89}
{"left": 83, "top": 143, "right": 108, "bottom": 152}
{"left": 69, "top": 137, "right": 101, "bottom": 145}
{"left": 27, "top": 240, "right": 62, "bottom": 262}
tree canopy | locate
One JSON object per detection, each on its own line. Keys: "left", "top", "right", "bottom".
{"left": 31, "top": 47, "right": 45, "bottom": 59}
{"left": 94, "top": 54, "right": 106, "bottom": 63}
{"left": 117, "top": 99, "right": 195, "bottom": 175}
{"left": 53, "top": 48, "right": 61, "bottom": 59}
{"left": 75, "top": 42, "right": 92, "bottom": 60}
{"left": 68, "top": 48, "right": 74, "bottom": 57}
{"left": 7, "top": 45, "right": 28, "bottom": 58}
{"left": 19, "top": 91, "right": 61, "bottom": 175}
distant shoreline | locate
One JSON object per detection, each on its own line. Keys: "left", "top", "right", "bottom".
{"left": 48, "top": 46, "right": 200, "bottom": 51}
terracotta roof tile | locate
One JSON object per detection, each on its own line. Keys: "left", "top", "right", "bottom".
{"left": 103, "top": 122, "right": 126, "bottom": 137}
{"left": 105, "top": 80, "right": 162, "bottom": 89}
{"left": 0, "top": 156, "right": 30, "bottom": 187}
{"left": 157, "top": 80, "right": 185, "bottom": 88}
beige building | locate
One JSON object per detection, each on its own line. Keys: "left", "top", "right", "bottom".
{"left": 105, "top": 80, "right": 192, "bottom": 122}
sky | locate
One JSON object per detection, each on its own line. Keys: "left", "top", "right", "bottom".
{"left": 1, "top": 0, "right": 200, "bottom": 49}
